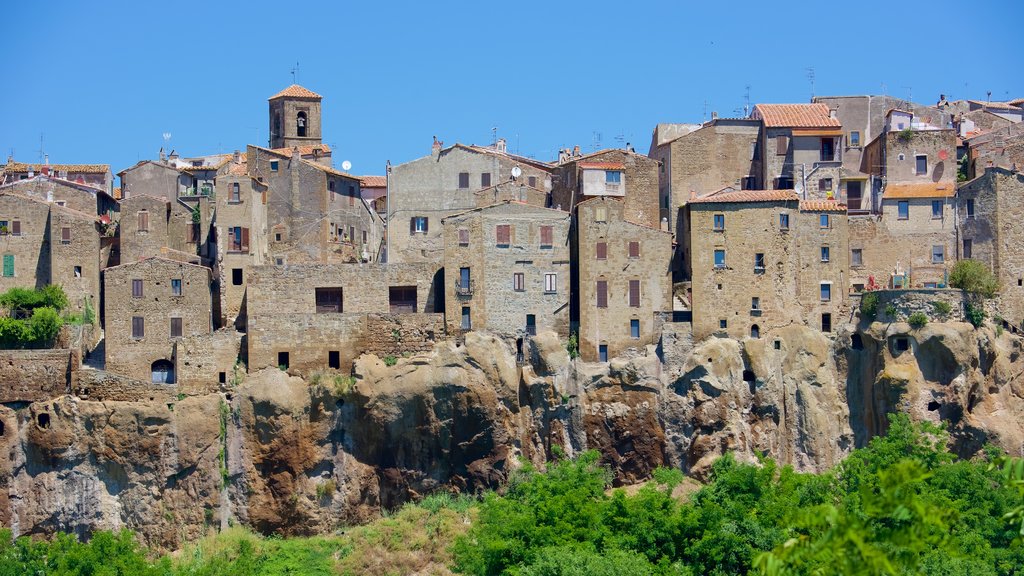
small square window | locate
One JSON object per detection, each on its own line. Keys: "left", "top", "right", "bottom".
{"left": 931, "top": 200, "right": 943, "bottom": 219}
{"left": 719, "top": 319, "right": 728, "bottom": 329}
{"left": 458, "top": 228, "right": 470, "bottom": 246}
{"left": 630, "top": 319, "right": 640, "bottom": 339}
{"left": 628, "top": 241, "right": 639, "bottom": 258}
{"left": 932, "top": 245, "right": 945, "bottom": 263}
{"left": 73, "top": 266, "right": 82, "bottom": 278}
{"left": 851, "top": 248, "right": 863, "bottom": 266}
{"left": 232, "top": 268, "right": 243, "bottom": 286}
{"left": 595, "top": 206, "right": 607, "bottom": 222}
{"left": 605, "top": 170, "right": 622, "bottom": 184}
{"left": 713, "top": 214, "right": 725, "bottom": 231}
{"left": 481, "top": 172, "right": 491, "bottom": 187}
{"left": 897, "top": 201, "right": 909, "bottom": 220}
{"left": 779, "top": 213, "right": 790, "bottom": 231}
{"left": 270, "top": 160, "right": 279, "bottom": 172}
{"left": 849, "top": 131, "right": 861, "bottom": 147}
{"left": 412, "top": 216, "right": 428, "bottom": 234}
{"left": 714, "top": 249, "right": 726, "bottom": 268}
{"left": 821, "top": 246, "right": 830, "bottom": 262}
{"left": 894, "top": 337, "right": 909, "bottom": 353}
{"left": 458, "top": 172, "right": 470, "bottom": 189}
{"left": 819, "top": 214, "right": 830, "bottom": 228}
{"left": 171, "top": 278, "right": 182, "bottom": 296}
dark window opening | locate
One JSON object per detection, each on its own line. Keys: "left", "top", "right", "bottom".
{"left": 315, "top": 287, "right": 343, "bottom": 313}
{"left": 219, "top": 372, "right": 226, "bottom": 384}
{"left": 329, "top": 350, "right": 340, "bottom": 369}
{"left": 599, "top": 344, "right": 608, "bottom": 362}
{"left": 232, "top": 268, "right": 243, "bottom": 286}
{"left": 851, "top": 333, "right": 864, "bottom": 350}
{"left": 742, "top": 369, "right": 755, "bottom": 382}
{"left": 894, "top": 337, "right": 910, "bottom": 353}
{"left": 821, "top": 312, "right": 832, "bottom": 333}
{"left": 389, "top": 286, "right": 417, "bottom": 313}
{"left": 630, "top": 318, "right": 640, "bottom": 339}
{"left": 278, "top": 352, "right": 289, "bottom": 369}
{"left": 0, "top": 420, "right": 4, "bottom": 435}
{"left": 774, "top": 339, "right": 781, "bottom": 350}
{"left": 750, "top": 324, "right": 760, "bottom": 339}
{"left": 458, "top": 172, "right": 470, "bottom": 189}
{"left": 151, "top": 359, "right": 175, "bottom": 384}
{"left": 481, "top": 172, "right": 491, "bottom": 187}
{"left": 297, "top": 111, "right": 308, "bottom": 137}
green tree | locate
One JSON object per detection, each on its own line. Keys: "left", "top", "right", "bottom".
{"left": 949, "top": 259, "right": 999, "bottom": 299}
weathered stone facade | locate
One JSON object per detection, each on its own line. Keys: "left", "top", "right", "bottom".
{"left": 49, "top": 204, "right": 102, "bottom": 315}
{"left": 2, "top": 159, "right": 112, "bottom": 194}
{"left": 388, "top": 141, "right": 552, "bottom": 264}
{"left": 103, "top": 257, "right": 212, "bottom": 383}
{"left": 575, "top": 197, "right": 672, "bottom": 361}
{"left": 118, "top": 194, "right": 206, "bottom": 265}
{"left": 268, "top": 85, "right": 323, "bottom": 151}
{"left": 0, "top": 349, "right": 74, "bottom": 402}
{"left": 442, "top": 201, "right": 571, "bottom": 339}
{"left": 551, "top": 149, "right": 661, "bottom": 230}
{"left": 213, "top": 168, "right": 268, "bottom": 327}
{"left": 0, "top": 176, "right": 117, "bottom": 216}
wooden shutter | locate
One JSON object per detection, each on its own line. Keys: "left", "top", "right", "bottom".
{"left": 596, "top": 280, "right": 608, "bottom": 308}
{"left": 61, "top": 227, "right": 71, "bottom": 243}
{"left": 132, "top": 279, "right": 143, "bottom": 298}
{"left": 11, "top": 221, "right": 20, "bottom": 236}
{"left": 138, "top": 211, "right": 149, "bottom": 231}
{"left": 481, "top": 172, "right": 491, "bottom": 187}
{"left": 458, "top": 229, "right": 469, "bottom": 245}
{"left": 776, "top": 135, "right": 789, "bottom": 155}
{"left": 410, "top": 218, "right": 416, "bottom": 234}
{"left": 2, "top": 254, "right": 13, "bottom": 277}
{"left": 628, "top": 241, "right": 639, "bottom": 258}
{"left": 629, "top": 280, "right": 640, "bottom": 307}
{"left": 596, "top": 242, "right": 607, "bottom": 260}
{"left": 458, "top": 172, "right": 469, "bottom": 188}
{"left": 496, "top": 224, "right": 510, "bottom": 245}
{"left": 540, "top": 226, "right": 552, "bottom": 246}
{"left": 170, "top": 318, "right": 183, "bottom": 338}
{"left": 241, "top": 227, "right": 250, "bottom": 251}
{"left": 132, "top": 316, "right": 144, "bottom": 338}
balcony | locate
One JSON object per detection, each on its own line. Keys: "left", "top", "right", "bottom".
{"left": 455, "top": 280, "right": 474, "bottom": 297}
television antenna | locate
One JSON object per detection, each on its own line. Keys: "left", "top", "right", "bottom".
{"left": 743, "top": 85, "right": 751, "bottom": 116}
{"left": 591, "top": 131, "right": 602, "bottom": 152}
{"left": 290, "top": 61, "right": 300, "bottom": 84}
{"left": 806, "top": 67, "right": 816, "bottom": 100}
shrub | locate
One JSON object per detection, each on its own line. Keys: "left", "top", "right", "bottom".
{"left": 950, "top": 259, "right": 999, "bottom": 298}
{"left": 315, "top": 479, "right": 336, "bottom": 500}
{"left": 0, "top": 284, "right": 69, "bottom": 313}
{"left": 860, "top": 292, "right": 879, "bottom": 319}
{"left": 384, "top": 355, "right": 397, "bottom": 367}
{"left": 965, "top": 302, "right": 986, "bottom": 327}
{"left": 566, "top": 333, "right": 580, "bottom": 359}
{"left": 885, "top": 303, "right": 898, "bottom": 319}
{"left": 932, "top": 300, "right": 952, "bottom": 316}
{"left": 907, "top": 311, "right": 928, "bottom": 329}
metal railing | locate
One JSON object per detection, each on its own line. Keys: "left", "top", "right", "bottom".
{"left": 455, "top": 280, "right": 474, "bottom": 297}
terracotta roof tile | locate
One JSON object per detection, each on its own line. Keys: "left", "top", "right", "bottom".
{"left": 967, "top": 100, "right": 1020, "bottom": 111}
{"left": 268, "top": 84, "right": 322, "bottom": 100}
{"left": 113, "top": 187, "right": 122, "bottom": 200}
{"left": 578, "top": 162, "right": 625, "bottom": 170}
{"left": 752, "top": 103, "right": 841, "bottom": 128}
{"left": 300, "top": 159, "right": 360, "bottom": 181}
{"left": 800, "top": 199, "right": 847, "bottom": 212}
{"left": 269, "top": 144, "right": 331, "bottom": 157}
{"left": 3, "top": 161, "right": 110, "bottom": 174}
{"left": 358, "top": 175, "right": 386, "bottom": 187}
{"left": 690, "top": 189, "right": 799, "bottom": 204}
{"left": 884, "top": 182, "right": 955, "bottom": 199}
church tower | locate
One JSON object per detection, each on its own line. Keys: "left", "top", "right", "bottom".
{"left": 268, "top": 84, "right": 323, "bottom": 150}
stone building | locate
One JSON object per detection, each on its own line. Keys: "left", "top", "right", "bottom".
{"left": 117, "top": 159, "right": 183, "bottom": 200}
{"left": 246, "top": 262, "right": 443, "bottom": 374}
{"left": 441, "top": 201, "right": 571, "bottom": 340}
{"left": 648, "top": 118, "right": 762, "bottom": 231}
{"left": 388, "top": 138, "right": 553, "bottom": 264}
{"left": 213, "top": 156, "right": 269, "bottom": 328}
{"left": 551, "top": 148, "right": 661, "bottom": 230}
{"left": 0, "top": 192, "right": 103, "bottom": 315}
{"left": 103, "top": 257, "right": 212, "bottom": 383}
{"left": 751, "top": 103, "right": 843, "bottom": 197}
{"left": 268, "top": 85, "right": 323, "bottom": 151}
{"left": 687, "top": 189, "right": 849, "bottom": 341}
{"left": 574, "top": 196, "right": 672, "bottom": 361}
{"left": 118, "top": 194, "right": 210, "bottom": 265}
{"left": 964, "top": 123, "right": 1024, "bottom": 179}
{"left": 956, "top": 167, "right": 1024, "bottom": 325}
{"left": 472, "top": 180, "right": 550, "bottom": 208}
{"left": 1, "top": 158, "right": 113, "bottom": 194}
{"left": 0, "top": 175, "right": 118, "bottom": 216}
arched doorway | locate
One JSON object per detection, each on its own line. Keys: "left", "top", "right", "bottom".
{"left": 152, "top": 359, "right": 175, "bottom": 384}
{"left": 750, "top": 324, "right": 760, "bottom": 339}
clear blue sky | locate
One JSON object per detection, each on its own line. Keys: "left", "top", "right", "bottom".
{"left": 2, "top": 0, "right": 1021, "bottom": 177}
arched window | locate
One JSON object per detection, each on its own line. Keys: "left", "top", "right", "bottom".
{"left": 296, "top": 111, "right": 308, "bottom": 137}
{"left": 152, "top": 359, "right": 176, "bottom": 384}
{"left": 750, "top": 324, "right": 760, "bottom": 339}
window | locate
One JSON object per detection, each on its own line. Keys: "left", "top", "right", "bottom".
{"left": 461, "top": 306, "right": 471, "bottom": 330}
{"left": 821, "top": 246, "right": 830, "bottom": 262}
{"left": 296, "top": 111, "right": 307, "bottom": 137}
{"left": 328, "top": 180, "right": 335, "bottom": 193}
{"left": 230, "top": 182, "right": 241, "bottom": 202}
{"left": 599, "top": 344, "right": 608, "bottom": 362}
{"left": 170, "top": 317, "right": 183, "bottom": 338}
{"left": 751, "top": 296, "right": 760, "bottom": 311}
{"left": 171, "top": 278, "right": 182, "bottom": 296}
{"left": 931, "top": 200, "right": 943, "bottom": 219}
{"left": 596, "top": 280, "right": 608, "bottom": 308}
{"left": 849, "top": 131, "right": 861, "bottom": 147}
{"left": 459, "top": 267, "right": 472, "bottom": 295}
{"left": 754, "top": 252, "right": 765, "bottom": 271}
{"left": 481, "top": 172, "right": 491, "bottom": 187}
{"left": 349, "top": 190, "right": 355, "bottom": 206}
{"left": 2, "top": 254, "right": 13, "bottom": 277}
{"left": 458, "top": 228, "right": 470, "bottom": 246}
{"left": 966, "top": 198, "right": 975, "bottom": 218}
{"left": 544, "top": 273, "right": 557, "bottom": 294}
{"left": 458, "top": 172, "right": 470, "bottom": 188}
{"left": 894, "top": 337, "right": 909, "bottom": 353}
{"left": 74, "top": 266, "right": 81, "bottom": 278}
{"left": 132, "top": 279, "right": 143, "bottom": 298}
{"left": 714, "top": 249, "right": 726, "bottom": 268}
{"left": 820, "top": 283, "right": 831, "bottom": 301}
{"left": 60, "top": 227, "right": 71, "bottom": 244}
{"left": 528, "top": 176, "right": 537, "bottom": 187}
{"left": 776, "top": 176, "right": 794, "bottom": 189}
{"left": 847, "top": 181, "right": 863, "bottom": 209}
{"left": 595, "top": 206, "right": 607, "bottom": 222}
{"left": 526, "top": 314, "right": 536, "bottom": 335}
{"left": 362, "top": 230, "right": 367, "bottom": 245}
{"left": 605, "top": 170, "right": 622, "bottom": 184}
{"left": 820, "top": 138, "right": 835, "bottom": 162}
{"left": 596, "top": 242, "right": 607, "bottom": 260}
{"left": 818, "top": 178, "right": 833, "bottom": 193}
{"left": 513, "top": 272, "right": 525, "bottom": 292}
{"left": 776, "top": 135, "right": 789, "bottom": 155}
{"left": 630, "top": 319, "right": 640, "bottom": 339}
{"left": 329, "top": 351, "right": 340, "bottom": 370}
{"left": 779, "top": 213, "right": 789, "bottom": 231}
{"left": 496, "top": 224, "right": 511, "bottom": 246}
{"left": 963, "top": 238, "right": 973, "bottom": 258}
{"left": 270, "top": 160, "right": 279, "bottom": 172}
{"left": 719, "top": 319, "right": 728, "bottom": 329}
{"left": 628, "top": 241, "right": 640, "bottom": 259}
{"left": 851, "top": 248, "right": 863, "bottom": 267}
{"left": 897, "top": 200, "right": 909, "bottom": 220}
{"left": 540, "top": 226, "right": 553, "bottom": 248}
{"left": 915, "top": 155, "right": 927, "bottom": 175}
{"left": 278, "top": 351, "right": 289, "bottom": 369}
{"left": 821, "top": 312, "right": 832, "bottom": 333}
{"left": 137, "top": 210, "right": 149, "bottom": 232}
{"left": 819, "top": 214, "right": 830, "bottom": 228}
{"left": 315, "top": 287, "right": 343, "bottom": 313}
{"left": 741, "top": 176, "right": 756, "bottom": 190}
{"left": 713, "top": 214, "right": 725, "bottom": 231}
{"left": 411, "top": 216, "right": 428, "bottom": 234}
{"left": 232, "top": 268, "right": 243, "bottom": 286}
{"left": 230, "top": 227, "right": 249, "bottom": 251}
{"left": 628, "top": 279, "right": 640, "bottom": 308}
{"left": 132, "top": 316, "right": 144, "bottom": 339}
{"left": 932, "top": 245, "right": 945, "bottom": 263}
{"left": 12, "top": 221, "right": 20, "bottom": 236}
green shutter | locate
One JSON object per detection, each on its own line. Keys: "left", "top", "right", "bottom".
{"left": 2, "top": 254, "right": 13, "bottom": 277}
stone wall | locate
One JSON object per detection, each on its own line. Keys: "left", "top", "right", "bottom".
{"left": 881, "top": 130, "right": 957, "bottom": 184}
{"left": 551, "top": 149, "right": 661, "bottom": 229}
{"left": 73, "top": 368, "right": 176, "bottom": 402}
{"left": 175, "top": 329, "right": 242, "bottom": 394}
{"left": 0, "top": 193, "right": 51, "bottom": 293}
{"left": 364, "top": 313, "right": 445, "bottom": 357}
{"left": 868, "top": 289, "right": 966, "bottom": 323}
{"left": 0, "top": 349, "right": 73, "bottom": 402}
{"left": 49, "top": 204, "right": 102, "bottom": 315}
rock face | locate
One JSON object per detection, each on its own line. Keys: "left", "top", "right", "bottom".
{"left": 1, "top": 323, "right": 1023, "bottom": 549}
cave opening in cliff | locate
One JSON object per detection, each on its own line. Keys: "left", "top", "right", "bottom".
{"left": 743, "top": 370, "right": 755, "bottom": 383}
{"left": 0, "top": 420, "right": 4, "bottom": 435}
{"left": 851, "top": 333, "right": 864, "bottom": 350}
{"left": 37, "top": 413, "right": 50, "bottom": 429}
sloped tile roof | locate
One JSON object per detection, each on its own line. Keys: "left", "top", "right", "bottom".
{"left": 690, "top": 189, "right": 799, "bottom": 204}
{"left": 300, "top": 159, "right": 360, "bottom": 181}
{"left": 358, "top": 175, "right": 386, "bottom": 187}
{"left": 578, "top": 162, "right": 625, "bottom": 170}
{"left": 268, "top": 84, "right": 322, "bottom": 100}
{"left": 269, "top": 144, "right": 331, "bottom": 157}
{"left": 4, "top": 161, "right": 110, "bottom": 174}
{"left": 884, "top": 182, "right": 955, "bottom": 199}
{"left": 753, "top": 103, "right": 841, "bottom": 128}
{"left": 800, "top": 199, "right": 847, "bottom": 212}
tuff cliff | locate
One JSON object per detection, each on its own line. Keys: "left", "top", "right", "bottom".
{"left": 1, "top": 323, "right": 1022, "bottom": 550}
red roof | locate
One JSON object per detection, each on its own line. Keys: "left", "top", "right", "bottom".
{"left": 269, "top": 144, "right": 331, "bottom": 157}
{"left": 884, "top": 182, "right": 955, "bottom": 199}
{"left": 268, "top": 84, "right": 322, "bottom": 100}
{"left": 579, "top": 162, "right": 625, "bottom": 170}
{"left": 359, "top": 175, "right": 387, "bottom": 187}
{"left": 800, "top": 199, "right": 847, "bottom": 212}
{"left": 753, "top": 103, "right": 841, "bottom": 128}
{"left": 690, "top": 189, "right": 798, "bottom": 204}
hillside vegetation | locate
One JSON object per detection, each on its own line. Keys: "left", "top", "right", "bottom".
{"left": 1, "top": 415, "right": 1022, "bottom": 575}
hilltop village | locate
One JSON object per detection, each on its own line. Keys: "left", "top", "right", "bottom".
{"left": 2, "top": 85, "right": 1023, "bottom": 388}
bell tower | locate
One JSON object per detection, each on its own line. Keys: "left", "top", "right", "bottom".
{"left": 268, "top": 84, "right": 323, "bottom": 149}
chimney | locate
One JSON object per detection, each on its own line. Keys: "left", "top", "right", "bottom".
{"left": 572, "top": 145, "right": 580, "bottom": 157}
{"left": 558, "top": 149, "right": 569, "bottom": 164}
{"left": 431, "top": 136, "right": 442, "bottom": 158}
{"left": 159, "top": 147, "right": 166, "bottom": 162}
{"left": 711, "top": 111, "right": 718, "bottom": 120}
{"left": 232, "top": 150, "right": 241, "bottom": 164}
{"left": 44, "top": 154, "right": 49, "bottom": 166}
{"left": 168, "top": 149, "right": 178, "bottom": 162}
{"left": 495, "top": 138, "right": 507, "bottom": 153}
{"left": 829, "top": 108, "right": 837, "bottom": 119}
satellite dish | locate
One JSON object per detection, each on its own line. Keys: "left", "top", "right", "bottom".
{"left": 341, "top": 160, "right": 352, "bottom": 171}
{"left": 511, "top": 166, "right": 522, "bottom": 179}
